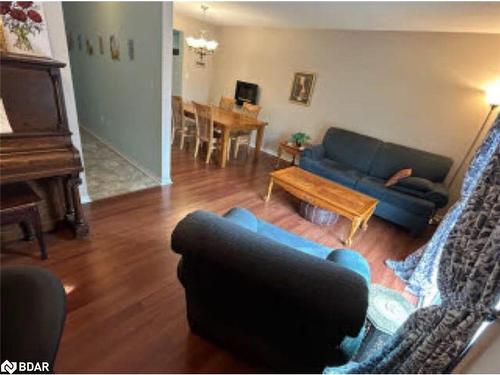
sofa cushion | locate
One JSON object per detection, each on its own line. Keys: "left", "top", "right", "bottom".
{"left": 392, "top": 178, "right": 449, "bottom": 208}
{"left": 396, "top": 176, "right": 435, "bottom": 192}
{"left": 390, "top": 185, "right": 426, "bottom": 199}
{"left": 356, "top": 176, "right": 435, "bottom": 216}
{"left": 322, "top": 127, "right": 382, "bottom": 174}
{"left": 300, "top": 157, "right": 364, "bottom": 188}
{"left": 424, "top": 184, "right": 449, "bottom": 208}
{"left": 369, "top": 142, "right": 452, "bottom": 182}
{"left": 257, "top": 220, "right": 332, "bottom": 260}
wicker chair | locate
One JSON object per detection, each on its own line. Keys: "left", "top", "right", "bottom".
{"left": 219, "top": 96, "right": 236, "bottom": 111}
{"left": 193, "top": 102, "right": 224, "bottom": 164}
{"left": 171, "top": 96, "right": 196, "bottom": 150}
{"left": 231, "top": 102, "right": 262, "bottom": 159}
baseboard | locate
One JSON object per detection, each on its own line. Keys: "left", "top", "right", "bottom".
{"left": 161, "top": 176, "right": 173, "bottom": 185}
{"left": 80, "top": 125, "right": 161, "bottom": 184}
{"left": 81, "top": 194, "right": 91, "bottom": 204}
{"left": 261, "top": 145, "right": 294, "bottom": 162}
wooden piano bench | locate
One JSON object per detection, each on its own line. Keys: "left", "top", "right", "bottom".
{"left": 0, "top": 182, "right": 47, "bottom": 260}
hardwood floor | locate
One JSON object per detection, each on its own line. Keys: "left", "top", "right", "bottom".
{"left": 1, "top": 145, "right": 432, "bottom": 373}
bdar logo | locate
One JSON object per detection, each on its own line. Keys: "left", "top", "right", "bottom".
{"left": 1, "top": 360, "right": 17, "bottom": 374}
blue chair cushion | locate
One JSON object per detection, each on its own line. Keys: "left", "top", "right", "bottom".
{"left": 300, "top": 157, "right": 364, "bottom": 189}
{"left": 223, "top": 207, "right": 258, "bottom": 232}
{"left": 322, "top": 127, "right": 382, "bottom": 174}
{"left": 327, "top": 249, "right": 370, "bottom": 284}
{"left": 356, "top": 176, "right": 435, "bottom": 217}
{"left": 257, "top": 220, "right": 332, "bottom": 259}
{"left": 223, "top": 207, "right": 333, "bottom": 260}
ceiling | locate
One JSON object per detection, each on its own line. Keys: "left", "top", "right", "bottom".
{"left": 174, "top": 1, "right": 500, "bottom": 34}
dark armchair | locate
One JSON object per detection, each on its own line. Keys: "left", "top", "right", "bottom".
{"left": 1, "top": 266, "right": 66, "bottom": 372}
{"left": 171, "top": 209, "right": 369, "bottom": 372}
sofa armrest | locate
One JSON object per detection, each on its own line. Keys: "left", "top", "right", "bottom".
{"left": 424, "top": 183, "right": 449, "bottom": 208}
{"left": 171, "top": 210, "right": 369, "bottom": 339}
{"left": 302, "top": 144, "right": 325, "bottom": 160}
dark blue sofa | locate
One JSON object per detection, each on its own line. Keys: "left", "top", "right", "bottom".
{"left": 171, "top": 207, "right": 370, "bottom": 371}
{"left": 300, "top": 127, "right": 453, "bottom": 234}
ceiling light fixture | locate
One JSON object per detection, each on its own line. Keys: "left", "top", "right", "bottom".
{"left": 186, "top": 5, "right": 218, "bottom": 66}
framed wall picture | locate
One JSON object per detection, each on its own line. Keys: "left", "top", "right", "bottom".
{"left": 0, "top": 1, "right": 51, "bottom": 57}
{"left": 85, "top": 37, "right": 94, "bottom": 55}
{"left": 67, "top": 31, "right": 74, "bottom": 51}
{"left": 110, "top": 34, "right": 119, "bottom": 60}
{"left": 127, "top": 39, "right": 134, "bottom": 61}
{"left": 98, "top": 35, "right": 104, "bottom": 55}
{"left": 289, "top": 72, "right": 316, "bottom": 106}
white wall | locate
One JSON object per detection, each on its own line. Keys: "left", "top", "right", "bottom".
{"left": 43, "top": 1, "right": 89, "bottom": 202}
{"left": 161, "top": 2, "right": 173, "bottom": 185}
{"left": 173, "top": 13, "right": 218, "bottom": 103}
{"left": 207, "top": 26, "right": 500, "bottom": 202}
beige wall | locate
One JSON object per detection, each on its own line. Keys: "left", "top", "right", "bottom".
{"left": 208, "top": 26, "right": 500, "bottom": 201}
{"left": 173, "top": 13, "right": 218, "bottom": 103}
{"left": 454, "top": 321, "right": 500, "bottom": 373}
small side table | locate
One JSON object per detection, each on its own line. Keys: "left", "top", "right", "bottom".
{"left": 275, "top": 141, "right": 307, "bottom": 168}
{"left": 0, "top": 182, "right": 47, "bottom": 260}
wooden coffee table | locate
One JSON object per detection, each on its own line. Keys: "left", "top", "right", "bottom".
{"left": 265, "top": 167, "right": 378, "bottom": 246}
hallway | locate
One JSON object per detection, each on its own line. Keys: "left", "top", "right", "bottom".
{"left": 80, "top": 129, "right": 158, "bottom": 201}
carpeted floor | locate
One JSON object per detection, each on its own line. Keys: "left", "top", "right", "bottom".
{"left": 80, "top": 128, "right": 158, "bottom": 201}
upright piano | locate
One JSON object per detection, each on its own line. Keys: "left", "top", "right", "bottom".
{"left": 0, "top": 52, "right": 89, "bottom": 240}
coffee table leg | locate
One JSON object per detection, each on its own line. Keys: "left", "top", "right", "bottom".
{"left": 265, "top": 178, "right": 274, "bottom": 202}
{"left": 362, "top": 206, "right": 376, "bottom": 231}
{"left": 345, "top": 218, "right": 362, "bottom": 246}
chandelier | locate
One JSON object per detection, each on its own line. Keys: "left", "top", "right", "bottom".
{"left": 186, "top": 5, "right": 218, "bottom": 66}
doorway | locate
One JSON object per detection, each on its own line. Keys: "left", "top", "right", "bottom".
{"left": 62, "top": 2, "right": 164, "bottom": 201}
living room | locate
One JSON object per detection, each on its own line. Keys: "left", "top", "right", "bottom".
{"left": 1, "top": 1, "right": 499, "bottom": 374}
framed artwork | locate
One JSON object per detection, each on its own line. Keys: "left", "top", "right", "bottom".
{"left": 127, "top": 39, "right": 134, "bottom": 61}
{"left": 85, "top": 37, "right": 94, "bottom": 55}
{"left": 67, "top": 31, "right": 74, "bottom": 51}
{"left": 289, "top": 72, "right": 316, "bottom": 106}
{"left": 98, "top": 35, "right": 104, "bottom": 55}
{"left": 0, "top": 1, "right": 51, "bottom": 57}
{"left": 110, "top": 34, "right": 119, "bottom": 60}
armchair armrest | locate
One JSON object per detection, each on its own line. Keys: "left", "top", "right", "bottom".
{"left": 395, "top": 177, "right": 449, "bottom": 208}
{"left": 424, "top": 182, "right": 449, "bottom": 208}
{"left": 171, "top": 210, "right": 368, "bottom": 339}
{"left": 302, "top": 144, "right": 325, "bottom": 160}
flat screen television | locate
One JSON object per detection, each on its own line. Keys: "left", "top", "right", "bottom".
{"left": 234, "top": 80, "right": 258, "bottom": 106}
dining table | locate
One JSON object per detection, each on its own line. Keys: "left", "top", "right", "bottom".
{"left": 183, "top": 102, "right": 268, "bottom": 168}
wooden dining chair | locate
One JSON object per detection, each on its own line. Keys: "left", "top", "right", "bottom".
{"left": 219, "top": 96, "right": 236, "bottom": 111}
{"left": 172, "top": 96, "right": 196, "bottom": 149}
{"left": 230, "top": 102, "right": 262, "bottom": 159}
{"left": 193, "top": 102, "right": 223, "bottom": 164}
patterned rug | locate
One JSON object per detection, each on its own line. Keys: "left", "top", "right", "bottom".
{"left": 353, "top": 284, "right": 416, "bottom": 362}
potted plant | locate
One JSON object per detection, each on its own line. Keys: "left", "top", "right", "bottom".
{"left": 290, "top": 132, "right": 311, "bottom": 147}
